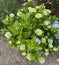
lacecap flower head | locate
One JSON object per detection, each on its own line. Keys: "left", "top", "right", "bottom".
{"left": 28, "top": 7, "right": 36, "bottom": 13}
{"left": 5, "top": 32, "right": 12, "bottom": 39}
{"left": 34, "top": 29, "right": 42, "bottom": 36}
{"left": 35, "top": 13, "right": 42, "bottom": 18}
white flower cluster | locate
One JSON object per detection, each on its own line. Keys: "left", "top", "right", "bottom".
{"left": 5, "top": 32, "right": 12, "bottom": 39}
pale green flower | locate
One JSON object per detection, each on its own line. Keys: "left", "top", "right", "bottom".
{"left": 43, "top": 9, "right": 51, "bottom": 15}
{"left": 34, "top": 29, "right": 42, "bottom": 36}
{"left": 10, "top": 13, "right": 14, "bottom": 17}
{"left": 36, "top": 6, "right": 40, "bottom": 9}
{"left": 17, "top": 11, "right": 22, "bottom": 16}
{"left": 46, "top": 9, "right": 51, "bottom": 14}
{"left": 28, "top": 7, "right": 36, "bottom": 13}
{"left": 26, "top": 53, "right": 31, "bottom": 61}
{"left": 53, "top": 47, "right": 58, "bottom": 51}
{"left": 45, "top": 49, "right": 49, "bottom": 52}
{"left": 44, "top": 21, "right": 48, "bottom": 25}
{"left": 16, "top": 41, "right": 21, "bottom": 44}
{"left": 39, "top": 57, "right": 45, "bottom": 64}
{"left": 23, "top": 3, "right": 26, "bottom": 6}
{"left": 41, "top": 38, "right": 46, "bottom": 43}
{"left": 47, "top": 25, "right": 52, "bottom": 28}
{"left": 20, "top": 44, "right": 26, "bottom": 50}
{"left": 22, "top": 52, "right": 26, "bottom": 56}
{"left": 28, "top": 0, "right": 32, "bottom": 2}
{"left": 43, "top": 10, "right": 48, "bottom": 15}
{"left": 5, "top": 32, "right": 12, "bottom": 39}
{"left": 44, "top": 52, "right": 49, "bottom": 56}
{"left": 35, "top": 13, "right": 42, "bottom": 18}
{"left": 20, "top": 9, "right": 23, "bottom": 11}
{"left": 45, "top": 36, "right": 48, "bottom": 39}
{"left": 49, "top": 43, "right": 53, "bottom": 48}
{"left": 8, "top": 41, "right": 12, "bottom": 44}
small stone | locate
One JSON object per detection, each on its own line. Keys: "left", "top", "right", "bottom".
{"left": 57, "top": 59, "right": 59, "bottom": 62}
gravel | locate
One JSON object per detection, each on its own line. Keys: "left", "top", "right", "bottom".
{"left": 0, "top": 34, "right": 59, "bottom": 65}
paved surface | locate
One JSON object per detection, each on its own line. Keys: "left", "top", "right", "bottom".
{"left": 0, "top": 34, "right": 59, "bottom": 65}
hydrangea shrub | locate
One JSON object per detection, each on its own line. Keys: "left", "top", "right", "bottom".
{"left": 1, "top": 0, "right": 59, "bottom": 64}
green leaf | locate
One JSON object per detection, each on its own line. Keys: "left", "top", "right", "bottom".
{"left": 38, "top": 4, "right": 45, "bottom": 12}
{"left": 2, "top": 15, "right": 13, "bottom": 25}
{"left": 26, "top": 38, "right": 42, "bottom": 52}
{"left": 31, "top": 52, "right": 41, "bottom": 62}
{"left": 8, "top": 21, "right": 19, "bottom": 35}
{"left": 50, "top": 16, "right": 58, "bottom": 22}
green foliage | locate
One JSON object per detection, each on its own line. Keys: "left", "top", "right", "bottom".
{"left": 51, "top": 0, "right": 59, "bottom": 12}
{"left": 1, "top": 0, "right": 59, "bottom": 63}
{"left": 26, "top": 38, "right": 42, "bottom": 52}
{"left": 0, "top": 0, "right": 18, "bottom": 28}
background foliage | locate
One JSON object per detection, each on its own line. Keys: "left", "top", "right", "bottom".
{"left": 0, "top": 0, "right": 19, "bottom": 29}
{"left": 51, "top": 0, "right": 59, "bottom": 17}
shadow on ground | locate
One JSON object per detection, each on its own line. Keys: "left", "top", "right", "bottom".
{"left": 0, "top": 34, "right": 59, "bottom": 65}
